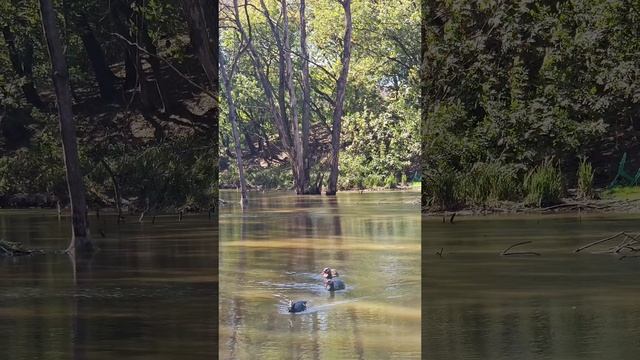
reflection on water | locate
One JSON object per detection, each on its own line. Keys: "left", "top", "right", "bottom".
{"left": 0, "top": 210, "right": 217, "bottom": 360}
{"left": 424, "top": 214, "right": 640, "bottom": 360}
{"left": 219, "top": 191, "right": 421, "bottom": 359}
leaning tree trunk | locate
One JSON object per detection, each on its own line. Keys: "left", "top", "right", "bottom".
{"left": 220, "top": 49, "right": 248, "bottom": 206}
{"left": 231, "top": 0, "right": 292, "bottom": 174}
{"left": 78, "top": 16, "right": 116, "bottom": 103}
{"left": 39, "top": 0, "right": 92, "bottom": 254}
{"left": 2, "top": 27, "right": 46, "bottom": 110}
{"left": 181, "top": 0, "right": 217, "bottom": 90}
{"left": 326, "top": 0, "right": 352, "bottom": 196}
{"left": 111, "top": 0, "right": 138, "bottom": 91}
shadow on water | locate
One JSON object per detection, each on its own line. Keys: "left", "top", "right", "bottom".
{"left": 0, "top": 211, "right": 218, "bottom": 360}
{"left": 424, "top": 214, "right": 640, "bottom": 360}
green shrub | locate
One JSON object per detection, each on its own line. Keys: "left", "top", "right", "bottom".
{"left": 424, "top": 169, "right": 461, "bottom": 210}
{"left": 461, "top": 162, "right": 520, "bottom": 206}
{"left": 364, "top": 174, "right": 384, "bottom": 188}
{"left": 576, "top": 157, "right": 594, "bottom": 200}
{"left": 524, "top": 159, "right": 564, "bottom": 207}
{"left": 245, "top": 164, "right": 292, "bottom": 190}
{"left": 401, "top": 173, "right": 408, "bottom": 186}
{"left": 384, "top": 174, "right": 397, "bottom": 188}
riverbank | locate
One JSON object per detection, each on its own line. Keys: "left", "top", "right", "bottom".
{"left": 423, "top": 186, "right": 640, "bottom": 216}
{"left": 219, "top": 182, "right": 421, "bottom": 193}
{"left": 423, "top": 198, "right": 640, "bottom": 217}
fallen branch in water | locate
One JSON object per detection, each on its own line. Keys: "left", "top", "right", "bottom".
{"left": 0, "top": 240, "right": 46, "bottom": 257}
{"left": 436, "top": 248, "right": 444, "bottom": 257}
{"left": 575, "top": 231, "right": 627, "bottom": 253}
{"left": 0, "top": 239, "right": 66, "bottom": 257}
{"left": 613, "top": 233, "right": 640, "bottom": 253}
{"left": 503, "top": 251, "right": 541, "bottom": 256}
{"left": 502, "top": 240, "right": 541, "bottom": 256}
{"left": 541, "top": 202, "right": 611, "bottom": 212}
{"left": 619, "top": 254, "right": 640, "bottom": 260}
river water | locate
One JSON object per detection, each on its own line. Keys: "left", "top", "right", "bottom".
{"left": 424, "top": 214, "right": 640, "bottom": 360}
{"left": 0, "top": 210, "right": 217, "bottom": 360}
{"left": 219, "top": 191, "right": 421, "bottom": 359}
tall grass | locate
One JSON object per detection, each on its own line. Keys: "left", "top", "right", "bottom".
{"left": 384, "top": 174, "right": 397, "bottom": 188}
{"left": 460, "top": 162, "right": 521, "bottom": 206}
{"left": 424, "top": 170, "right": 460, "bottom": 210}
{"left": 524, "top": 159, "right": 564, "bottom": 207}
{"left": 576, "top": 157, "right": 594, "bottom": 199}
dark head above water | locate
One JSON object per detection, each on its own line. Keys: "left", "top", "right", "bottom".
{"left": 321, "top": 267, "right": 339, "bottom": 279}
{"left": 288, "top": 300, "right": 307, "bottom": 313}
{"left": 325, "top": 278, "right": 345, "bottom": 292}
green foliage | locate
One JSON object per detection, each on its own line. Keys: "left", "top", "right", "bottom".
{"left": 603, "top": 186, "right": 640, "bottom": 201}
{"left": 460, "top": 162, "right": 521, "bottom": 206}
{"left": 94, "top": 137, "right": 216, "bottom": 211}
{"left": 364, "top": 174, "right": 384, "bottom": 189}
{"left": 423, "top": 0, "right": 640, "bottom": 208}
{"left": 524, "top": 160, "right": 564, "bottom": 207}
{"left": 0, "top": 122, "right": 66, "bottom": 196}
{"left": 0, "top": 0, "right": 215, "bottom": 210}
{"left": 246, "top": 165, "right": 293, "bottom": 191}
{"left": 384, "top": 174, "right": 397, "bottom": 189}
{"left": 219, "top": 0, "right": 420, "bottom": 191}
{"left": 577, "top": 157, "right": 595, "bottom": 200}
{"left": 424, "top": 169, "right": 461, "bottom": 210}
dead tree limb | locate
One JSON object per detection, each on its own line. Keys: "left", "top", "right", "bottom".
{"left": 575, "top": 231, "right": 626, "bottom": 253}
{"left": 502, "top": 241, "right": 541, "bottom": 256}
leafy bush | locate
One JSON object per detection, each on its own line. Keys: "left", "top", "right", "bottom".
{"left": 424, "top": 169, "right": 461, "bottom": 210}
{"left": 461, "top": 162, "right": 521, "bottom": 206}
{"left": 576, "top": 157, "right": 594, "bottom": 200}
{"left": 364, "top": 174, "right": 384, "bottom": 188}
{"left": 384, "top": 174, "right": 397, "bottom": 189}
{"left": 524, "top": 159, "right": 564, "bottom": 207}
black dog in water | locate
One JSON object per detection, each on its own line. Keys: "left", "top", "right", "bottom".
{"left": 325, "top": 278, "right": 346, "bottom": 291}
{"left": 288, "top": 300, "right": 307, "bottom": 313}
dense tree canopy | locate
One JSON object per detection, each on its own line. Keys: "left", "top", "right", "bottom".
{"left": 0, "top": 0, "right": 217, "bottom": 213}
{"left": 219, "top": 0, "right": 420, "bottom": 192}
{"left": 423, "top": 0, "right": 640, "bottom": 209}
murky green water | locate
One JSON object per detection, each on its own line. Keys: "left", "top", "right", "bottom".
{"left": 424, "top": 214, "right": 640, "bottom": 360}
{"left": 0, "top": 210, "right": 217, "bottom": 360}
{"left": 219, "top": 191, "right": 421, "bottom": 359}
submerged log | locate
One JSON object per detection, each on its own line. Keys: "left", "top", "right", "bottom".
{"left": 0, "top": 240, "right": 39, "bottom": 256}
{"left": 501, "top": 240, "right": 541, "bottom": 256}
{"left": 575, "top": 231, "right": 626, "bottom": 253}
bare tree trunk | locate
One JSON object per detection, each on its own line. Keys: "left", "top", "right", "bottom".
{"left": 181, "top": 0, "right": 217, "bottom": 89}
{"left": 219, "top": 49, "right": 249, "bottom": 206}
{"left": 326, "top": 0, "right": 352, "bottom": 196}
{"left": 257, "top": 0, "right": 290, "bottom": 142}
{"left": 281, "top": 0, "right": 306, "bottom": 195}
{"left": 231, "top": 0, "right": 293, "bottom": 173}
{"left": 99, "top": 158, "right": 123, "bottom": 222}
{"left": 299, "top": 0, "right": 312, "bottom": 193}
{"left": 111, "top": 0, "right": 138, "bottom": 91}
{"left": 135, "top": 0, "right": 170, "bottom": 111}
{"left": 39, "top": 0, "right": 92, "bottom": 254}
{"left": 78, "top": 16, "right": 116, "bottom": 103}
{"left": 2, "top": 27, "right": 46, "bottom": 110}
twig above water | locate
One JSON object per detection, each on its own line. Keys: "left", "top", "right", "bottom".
{"left": 575, "top": 231, "right": 626, "bottom": 253}
{"left": 501, "top": 240, "right": 541, "bottom": 256}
